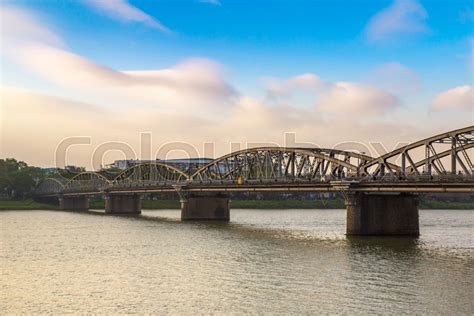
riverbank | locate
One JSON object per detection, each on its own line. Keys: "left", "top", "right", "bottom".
{"left": 0, "top": 199, "right": 58, "bottom": 210}
{"left": 1, "top": 198, "right": 473, "bottom": 210}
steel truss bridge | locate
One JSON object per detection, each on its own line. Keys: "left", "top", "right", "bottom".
{"left": 34, "top": 126, "right": 474, "bottom": 236}
{"left": 36, "top": 126, "right": 474, "bottom": 197}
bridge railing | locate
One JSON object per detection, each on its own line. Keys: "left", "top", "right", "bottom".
{"left": 360, "top": 174, "right": 474, "bottom": 182}
{"left": 111, "top": 179, "right": 188, "bottom": 188}
{"left": 188, "top": 174, "right": 357, "bottom": 185}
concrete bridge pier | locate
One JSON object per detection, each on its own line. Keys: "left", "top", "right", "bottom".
{"left": 59, "top": 195, "right": 89, "bottom": 211}
{"left": 180, "top": 193, "right": 230, "bottom": 221}
{"left": 345, "top": 193, "right": 419, "bottom": 236}
{"left": 105, "top": 193, "right": 141, "bottom": 214}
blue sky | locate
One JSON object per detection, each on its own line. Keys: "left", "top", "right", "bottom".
{"left": 4, "top": 0, "right": 473, "bottom": 88}
{"left": 1, "top": 0, "right": 473, "bottom": 167}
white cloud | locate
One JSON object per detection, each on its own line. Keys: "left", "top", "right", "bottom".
{"left": 1, "top": 86, "right": 417, "bottom": 168}
{"left": 318, "top": 82, "right": 400, "bottom": 115}
{"left": 3, "top": 5, "right": 469, "bottom": 169}
{"left": 263, "top": 73, "right": 400, "bottom": 116}
{"left": 365, "top": 0, "right": 429, "bottom": 43}
{"left": 0, "top": 5, "right": 402, "bottom": 120}
{"left": 230, "top": 96, "right": 320, "bottom": 130}
{"left": 0, "top": 6, "right": 64, "bottom": 48}
{"left": 0, "top": 6, "right": 234, "bottom": 112}
{"left": 432, "top": 85, "right": 474, "bottom": 112}
{"left": 11, "top": 44, "right": 234, "bottom": 103}
{"left": 264, "top": 73, "right": 326, "bottom": 99}
{"left": 83, "top": 0, "right": 171, "bottom": 33}
{"left": 368, "top": 62, "right": 421, "bottom": 94}
{"left": 125, "top": 59, "right": 234, "bottom": 98}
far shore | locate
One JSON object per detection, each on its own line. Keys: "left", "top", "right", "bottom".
{"left": 1, "top": 199, "right": 473, "bottom": 211}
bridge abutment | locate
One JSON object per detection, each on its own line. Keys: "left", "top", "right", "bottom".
{"left": 345, "top": 193, "right": 419, "bottom": 236}
{"left": 180, "top": 194, "right": 230, "bottom": 221}
{"left": 105, "top": 194, "right": 141, "bottom": 214}
{"left": 59, "top": 195, "right": 89, "bottom": 211}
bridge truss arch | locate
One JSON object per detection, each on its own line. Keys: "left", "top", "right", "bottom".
{"left": 190, "top": 147, "right": 360, "bottom": 183}
{"left": 112, "top": 162, "right": 189, "bottom": 188}
{"left": 35, "top": 177, "right": 67, "bottom": 196}
{"left": 360, "top": 126, "right": 474, "bottom": 178}
{"left": 64, "top": 172, "right": 111, "bottom": 193}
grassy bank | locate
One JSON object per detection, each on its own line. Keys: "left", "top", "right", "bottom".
{"left": 419, "top": 199, "right": 474, "bottom": 210}
{"left": 1, "top": 198, "right": 473, "bottom": 211}
{"left": 0, "top": 199, "right": 58, "bottom": 210}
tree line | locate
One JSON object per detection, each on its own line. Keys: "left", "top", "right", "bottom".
{"left": 0, "top": 158, "right": 107, "bottom": 200}
{"left": 0, "top": 158, "right": 45, "bottom": 199}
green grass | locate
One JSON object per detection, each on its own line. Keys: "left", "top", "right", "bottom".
{"left": 0, "top": 199, "right": 58, "bottom": 210}
{"left": 419, "top": 199, "right": 474, "bottom": 210}
{"left": 230, "top": 199, "right": 346, "bottom": 209}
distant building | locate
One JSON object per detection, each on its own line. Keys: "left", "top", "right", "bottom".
{"left": 107, "top": 159, "right": 157, "bottom": 170}
{"left": 108, "top": 158, "right": 214, "bottom": 174}
{"left": 41, "top": 167, "right": 61, "bottom": 175}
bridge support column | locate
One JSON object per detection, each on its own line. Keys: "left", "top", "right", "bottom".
{"left": 59, "top": 195, "right": 89, "bottom": 211}
{"left": 105, "top": 194, "right": 141, "bottom": 214}
{"left": 180, "top": 193, "right": 230, "bottom": 221}
{"left": 345, "top": 193, "right": 419, "bottom": 236}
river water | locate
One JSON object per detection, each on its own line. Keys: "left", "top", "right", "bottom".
{"left": 1, "top": 209, "right": 473, "bottom": 314}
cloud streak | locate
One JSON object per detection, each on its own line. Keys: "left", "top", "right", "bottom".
{"left": 0, "top": 6, "right": 64, "bottom": 47}
{"left": 13, "top": 44, "right": 235, "bottom": 103}
{"left": 83, "top": 0, "right": 171, "bottom": 33}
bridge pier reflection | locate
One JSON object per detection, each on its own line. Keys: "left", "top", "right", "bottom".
{"left": 105, "top": 194, "right": 141, "bottom": 215}
{"left": 345, "top": 193, "right": 419, "bottom": 236}
{"left": 180, "top": 193, "right": 230, "bottom": 221}
{"left": 59, "top": 195, "right": 89, "bottom": 212}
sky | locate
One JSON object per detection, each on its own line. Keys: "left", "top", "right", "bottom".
{"left": 0, "top": 0, "right": 473, "bottom": 169}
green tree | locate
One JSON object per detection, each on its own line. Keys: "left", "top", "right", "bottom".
{"left": 0, "top": 159, "right": 44, "bottom": 199}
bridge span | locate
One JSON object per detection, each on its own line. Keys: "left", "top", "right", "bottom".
{"left": 35, "top": 126, "right": 474, "bottom": 236}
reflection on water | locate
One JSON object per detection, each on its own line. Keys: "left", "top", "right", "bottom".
{"left": 1, "top": 209, "right": 473, "bottom": 314}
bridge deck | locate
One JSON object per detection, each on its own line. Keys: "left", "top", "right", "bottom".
{"left": 46, "top": 179, "right": 473, "bottom": 197}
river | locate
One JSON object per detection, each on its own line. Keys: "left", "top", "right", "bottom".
{"left": 1, "top": 209, "right": 473, "bottom": 314}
